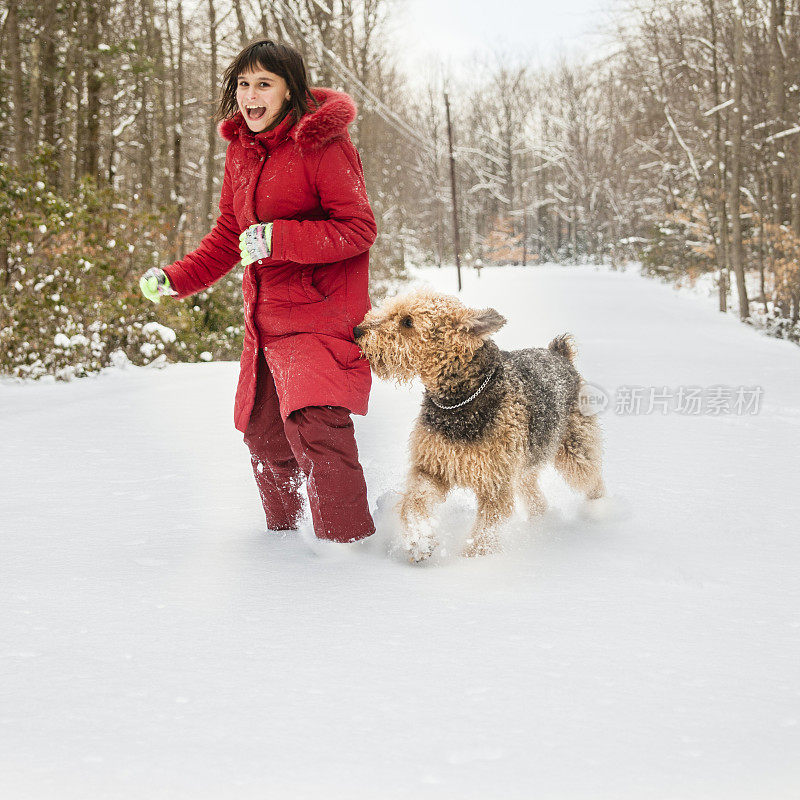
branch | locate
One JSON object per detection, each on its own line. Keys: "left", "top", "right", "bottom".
{"left": 765, "top": 125, "right": 800, "bottom": 143}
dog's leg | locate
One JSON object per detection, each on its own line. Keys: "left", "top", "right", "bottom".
{"left": 555, "top": 411, "right": 605, "bottom": 500}
{"left": 398, "top": 469, "right": 449, "bottom": 562}
{"left": 463, "top": 484, "right": 514, "bottom": 557}
{"left": 517, "top": 469, "right": 547, "bottom": 518}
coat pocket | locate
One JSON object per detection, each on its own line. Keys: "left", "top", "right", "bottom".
{"left": 300, "top": 266, "right": 325, "bottom": 303}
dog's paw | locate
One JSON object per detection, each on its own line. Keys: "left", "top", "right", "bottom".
{"left": 401, "top": 515, "right": 438, "bottom": 563}
{"left": 462, "top": 535, "right": 501, "bottom": 558}
{"left": 404, "top": 531, "right": 438, "bottom": 562}
{"left": 525, "top": 498, "right": 548, "bottom": 519}
{"left": 406, "top": 542, "right": 435, "bottom": 563}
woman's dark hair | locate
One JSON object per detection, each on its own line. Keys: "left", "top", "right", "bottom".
{"left": 214, "top": 40, "right": 319, "bottom": 127}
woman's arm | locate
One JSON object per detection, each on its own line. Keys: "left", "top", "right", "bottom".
{"left": 270, "top": 138, "right": 377, "bottom": 265}
{"left": 162, "top": 146, "right": 241, "bottom": 298}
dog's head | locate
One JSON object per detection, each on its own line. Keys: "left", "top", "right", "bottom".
{"left": 353, "top": 288, "right": 506, "bottom": 383}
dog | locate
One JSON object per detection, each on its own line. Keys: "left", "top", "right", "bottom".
{"left": 353, "top": 288, "right": 606, "bottom": 561}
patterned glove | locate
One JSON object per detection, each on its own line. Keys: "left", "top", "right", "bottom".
{"left": 139, "top": 267, "right": 177, "bottom": 304}
{"left": 239, "top": 222, "right": 273, "bottom": 266}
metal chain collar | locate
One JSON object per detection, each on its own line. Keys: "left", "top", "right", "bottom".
{"left": 427, "top": 366, "right": 498, "bottom": 411}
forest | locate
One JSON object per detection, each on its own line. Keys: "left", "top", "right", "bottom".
{"left": 2, "top": 0, "right": 799, "bottom": 378}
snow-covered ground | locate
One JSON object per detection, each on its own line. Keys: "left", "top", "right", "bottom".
{"left": 2, "top": 264, "right": 798, "bottom": 799}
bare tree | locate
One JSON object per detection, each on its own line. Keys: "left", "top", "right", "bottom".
{"left": 6, "top": 0, "right": 28, "bottom": 167}
{"left": 729, "top": 0, "right": 750, "bottom": 319}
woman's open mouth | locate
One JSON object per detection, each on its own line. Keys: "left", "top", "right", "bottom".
{"left": 246, "top": 106, "right": 266, "bottom": 120}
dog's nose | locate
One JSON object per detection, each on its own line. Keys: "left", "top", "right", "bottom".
{"left": 353, "top": 325, "right": 364, "bottom": 340}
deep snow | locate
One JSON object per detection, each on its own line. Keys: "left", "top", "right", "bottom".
{"left": 2, "top": 264, "right": 798, "bottom": 799}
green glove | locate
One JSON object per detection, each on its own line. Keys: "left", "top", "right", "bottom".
{"left": 239, "top": 222, "right": 273, "bottom": 266}
{"left": 139, "top": 268, "right": 175, "bottom": 304}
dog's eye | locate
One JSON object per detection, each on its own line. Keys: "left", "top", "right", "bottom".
{"left": 400, "top": 316, "right": 413, "bottom": 329}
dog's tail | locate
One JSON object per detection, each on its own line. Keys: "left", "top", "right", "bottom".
{"left": 548, "top": 333, "right": 577, "bottom": 364}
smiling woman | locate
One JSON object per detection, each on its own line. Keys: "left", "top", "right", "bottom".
{"left": 214, "top": 39, "right": 319, "bottom": 132}
{"left": 139, "top": 39, "right": 378, "bottom": 547}
{"left": 236, "top": 71, "right": 289, "bottom": 129}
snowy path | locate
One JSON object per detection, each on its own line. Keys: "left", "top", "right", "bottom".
{"left": 2, "top": 265, "right": 798, "bottom": 799}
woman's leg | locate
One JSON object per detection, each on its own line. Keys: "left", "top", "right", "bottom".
{"left": 243, "top": 349, "right": 304, "bottom": 530}
{"left": 284, "top": 405, "right": 375, "bottom": 543}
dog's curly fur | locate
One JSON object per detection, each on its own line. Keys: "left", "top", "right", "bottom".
{"left": 355, "top": 288, "right": 606, "bottom": 560}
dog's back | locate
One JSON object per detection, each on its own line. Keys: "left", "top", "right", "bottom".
{"left": 502, "top": 335, "right": 581, "bottom": 460}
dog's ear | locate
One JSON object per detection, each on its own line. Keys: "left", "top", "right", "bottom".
{"left": 463, "top": 307, "right": 507, "bottom": 338}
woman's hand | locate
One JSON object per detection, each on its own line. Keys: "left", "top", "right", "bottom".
{"left": 239, "top": 222, "right": 273, "bottom": 266}
{"left": 139, "top": 268, "right": 177, "bottom": 303}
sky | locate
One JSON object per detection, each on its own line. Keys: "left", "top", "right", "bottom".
{"left": 390, "top": 0, "right": 615, "bottom": 87}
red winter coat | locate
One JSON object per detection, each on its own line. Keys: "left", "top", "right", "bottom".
{"left": 163, "top": 88, "right": 376, "bottom": 431}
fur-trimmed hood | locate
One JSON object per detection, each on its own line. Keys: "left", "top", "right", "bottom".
{"left": 217, "top": 87, "right": 357, "bottom": 154}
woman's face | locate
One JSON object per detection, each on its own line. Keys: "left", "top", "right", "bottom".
{"left": 236, "top": 68, "right": 291, "bottom": 132}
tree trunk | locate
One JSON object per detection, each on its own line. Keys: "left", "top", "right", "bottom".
{"left": 205, "top": 0, "right": 218, "bottom": 228}
{"left": 39, "top": 0, "right": 59, "bottom": 181}
{"left": 82, "top": 0, "right": 104, "bottom": 182}
{"left": 107, "top": 132, "right": 117, "bottom": 186}
{"left": 707, "top": 0, "right": 729, "bottom": 312}
{"left": 57, "top": 0, "right": 83, "bottom": 195}
{"left": 768, "top": 0, "right": 785, "bottom": 224}
{"left": 729, "top": 4, "right": 750, "bottom": 320}
{"left": 757, "top": 207, "right": 767, "bottom": 311}
{"left": 172, "top": 0, "right": 186, "bottom": 257}
{"left": 7, "top": 0, "right": 28, "bottom": 167}
{"left": 30, "top": 36, "right": 41, "bottom": 148}
{"left": 150, "top": 0, "right": 170, "bottom": 208}
{"left": 233, "top": 0, "right": 248, "bottom": 47}
{"left": 72, "top": 7, "right": 85, "bottom": 189}
{"left": 571, "top": 204, "right": 578, "bottom": 259}
{"left": 792, "top": 137, "right": 800, "bottom": 237}
{"left": 522, "top": 208, "right": 528, "bottom": 266}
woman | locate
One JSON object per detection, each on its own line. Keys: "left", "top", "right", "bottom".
{"left": 139, "top": 39, "right": 376, "bottom": 544}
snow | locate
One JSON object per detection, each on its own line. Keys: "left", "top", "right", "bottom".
{"left": 2, "top": 264, "right": 798, "bottom": 798}
{"left": 141, "top": 321, "right": 177, "bottom": 344}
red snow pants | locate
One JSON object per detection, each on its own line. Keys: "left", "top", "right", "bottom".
{"left": 243, "top": 347, "right": 374, "bottom": 543}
